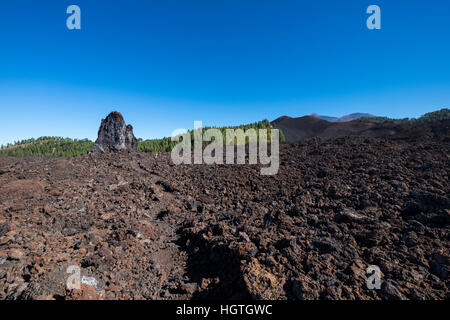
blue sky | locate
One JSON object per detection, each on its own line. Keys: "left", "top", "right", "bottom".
{"left": 0, "top": 0, "right": 449, "bottom": 144}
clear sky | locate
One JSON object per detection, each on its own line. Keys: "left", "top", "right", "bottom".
{"left": 1, "top": 0, "right": 449, "bottom": 144}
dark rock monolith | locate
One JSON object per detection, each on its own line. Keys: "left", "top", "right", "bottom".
{"left": 92, "top": 111, "right": 138, "bottom": 153}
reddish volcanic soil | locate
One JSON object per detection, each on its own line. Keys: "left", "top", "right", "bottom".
{"left": 0, "top": 122, "right": 449, "bottom": 300}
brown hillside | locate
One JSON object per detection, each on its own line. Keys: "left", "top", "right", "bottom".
{"left": 272, "top": 116, "right": 403, "bottom": 142}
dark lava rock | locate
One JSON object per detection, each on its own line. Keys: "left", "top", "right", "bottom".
{"left": 312, "top": 238, "right": 340, "bottom": 254}
{"left": 431, "top": 254, "right": 449, "bottom": 280}
{"left": 291, "top": 278, "right": 320, "bottom": 300}
{"left": 92, "top": 111, "right": 137, "bottom": 153}
{"left": 379, "top": 281, "right": 408, "bottom": 300}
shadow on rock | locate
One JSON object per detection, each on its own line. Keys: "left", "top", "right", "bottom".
{"left": 176, "top": 228, "right": 251, "bottom": 300}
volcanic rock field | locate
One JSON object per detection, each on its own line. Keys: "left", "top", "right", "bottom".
{"left": 0, "top": 121, "right": 449, "bottom": 300}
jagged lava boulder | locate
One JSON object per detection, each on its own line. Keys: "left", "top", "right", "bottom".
{"left": 91, "top": 111, "right": 138, "bottom": 153}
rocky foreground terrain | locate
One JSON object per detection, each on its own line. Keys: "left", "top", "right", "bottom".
{"left": 0, "top": 121, "right": 449, "bottom": 300}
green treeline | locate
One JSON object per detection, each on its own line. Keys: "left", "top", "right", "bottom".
{"left": 138, "top": 119, "right": 286, "bottom": 152}
{"left": 1, "top": 119, "right": 286, "bottom": 157}
{"left": 0, "top": 137, "right": 93, "bottom": 157}
{"left": 137, "top": 137, "right": 177, "bottom": 152}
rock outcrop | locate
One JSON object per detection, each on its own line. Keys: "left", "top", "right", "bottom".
{"left": 91, "top": 111, "right": 137, "bottom": 153}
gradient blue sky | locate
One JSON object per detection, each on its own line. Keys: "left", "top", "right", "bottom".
{"left": 1, "top": 0, "right": 449, "bottom": 144}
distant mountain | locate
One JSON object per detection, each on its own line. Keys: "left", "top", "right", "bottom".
{"left": 311, "top": 113, "right": 375, "bottom": 122}
{"left": 271, "top": 116, "right": 389, "bottom": 142}
{"left": 272, "top": 108, "right": 450, "bottom": 142}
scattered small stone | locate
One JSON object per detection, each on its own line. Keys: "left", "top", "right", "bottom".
{"left": 8, "top": 248, "right": 25, "bottom": 260}
{"left": 335, "top": 209, "right": 368, "bottom": 223}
